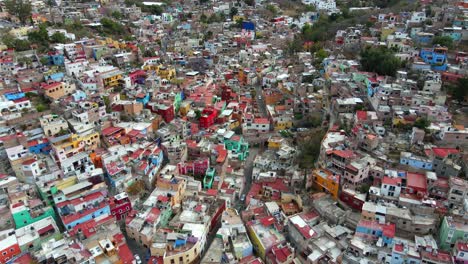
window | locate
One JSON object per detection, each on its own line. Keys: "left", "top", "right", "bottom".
{"left": 2, "top": 252, "right": 6, "bottom": 256}
{"left": 9, "top": 248, "right": 14, "bottom": 252}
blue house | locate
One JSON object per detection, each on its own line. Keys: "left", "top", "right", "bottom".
{"left": 72, "top": 90, "right": 87, "bottom": 101}
{"left": 442, "top": 27, "right": 462, "bottom": 42}
{"left": 4, "top": 91, "right": 25, "bottom": 101}
{"left": 136, "top": 93, "right": 150, "bottom": 106}
{"left": 355, "top": 220, "right": 395, "bottom": 246}
{"left": 391, "top": 242, "right": 421, "bottom": 264}
{"left": 62, "top": 205, "right": 111, "bottom": 230}
{"left": 44, "top": 72, "right": 65, "bottom": 82}
{"left": 28, "top": 139, "right": 51, "bottom": 154}
{"left": 400, "top": 151, "right": 433, "bottom": 170}
{"left": 420, "top": 46, "right": 448, "bottom": 71}
{"left": 48, "top": 54, "right": 65, "bottom": 66}
{"left": 413, "top": 32, "right": 434, "bottom": 45}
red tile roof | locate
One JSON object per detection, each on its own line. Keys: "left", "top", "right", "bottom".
{"left": 382, "top": 176, "right": 402, "bottom": 186}
{"left": 356, "top": 110, "right": 367, "bottom": 121}
{"left": 145, "top": 207, "right": 161, "bottom": 224}
{"left": 431, "top": 147, "right": 459, "bottom": 158}
{"left": 332, "top": 150, "right": 356, "bottom": 159}
{"left": 118, "top": 244, "right": 134, "bottom": 264}
{"left": 406, "top": 172, "right": 427, "bottom": 190}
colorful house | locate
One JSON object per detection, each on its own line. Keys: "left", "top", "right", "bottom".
{"left": 420, "top": 46, "right": 448, "bottom": 71}
{"left": 355, "top": 220, "right": 395, "bottom": 246}
{"left": 11, "top": 202, "right": 57, "bottom": 229}
{"left": 204, "top": 167, "right": 216, "bottom": 189}
{"left": 224, "top": 134, "right": 249, "bottom": 161}
{"left": 247, "top": 216, "right": 286, "bottom": 260}
{"left": 28, "top": 138, "right": 51, "bottom": 154}
{"left": 109, "top": 192, "right": 132, "bottom": 221}
{"left": 438, "top": 217, "right": 468, "bottom": 250}
{"left": 199, "top": 107, "right": 218, "bottom": 129}
{"left": 0, "top": 231, "right": 21, "bottom": 263}
{"left": 56, "top": 191, "right": 111, "bottom": 230}
{"left": 400, "top": 152, "right": 433, "bottom": 170}
{"left": 311, "top": 168, "right": 340, "bottom": 200}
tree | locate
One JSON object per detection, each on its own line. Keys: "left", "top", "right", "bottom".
{"left": 27, "top": 24, "right": 49, "bottom": 47}
{"left": 298, "top": 129, "right": 326, "bottom": 169}
{"left": 200, "top": 13, "right": 208, "bottom": 23}
{"left": 17, "top": 56, "right": 32, "bottom": 67}
{"left": 266, "top": 4, "right": 278, "bottom": 16}
{"left": 13, "top": 38, "right": 31, "bottom": 51}
{"left": 111, "top": 11, "right": 123, "bottom": 20}
{"left": 230, "top": 7, "right": 238, "bottom": 18}
{"left": 447, "top": 78, "right": 468, "bottom": 102}
{"left": 315, "top": 48, "right": 328, "bottom": 64}
{"left": 4, "top": 0, "right": 32, "bottom": 24}
{"left": 194, "top": 109, "right": 202, "bottom": 120}
{"left": 50, "top": 32, "right": 67, "bottom": 43}
{"left": 414, "top": 118, "right": 430, "bottom": 129}
{"left": 432, "top": 36, "right": 453, "bottom": 49}
{"left": 360, "top": 47, "right": 402, "bottom": 77}
{"left": 100, "top": 18, "right": 125, "bottom": 35}
{"left": 244, "top": 0, "right": 255, "bottom": 6}
{"left": 126, "top": 180, "right": 146, "bottom": 196}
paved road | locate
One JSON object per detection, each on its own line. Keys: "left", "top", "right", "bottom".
{"left": 123, "top": 228, "right": 149, "bottom": 264}
{"left": 254, "top": 85, "right": 268, "bottom": 117}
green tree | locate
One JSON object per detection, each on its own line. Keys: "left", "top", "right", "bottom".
{"left": 298, "top": 130, "right": 326, "bottom": 169}
{"left": 414, "top": 118, "right": 430, "bottom": 129}
{"left": 447, "top": 78, "right": 468, "bottom": 102}
{"left": 50, "top": 32, "right": 67, "bottom": 43}
{"left": 17, "top": 56, "right": 32, "bottom": 67}
{"left": 111, "top": 11, "right": 123, "bottom": 20}
{"left": 315, "top": 48, "right": 328, "bottom": 63}
{"left": 360, "top": 47, "right": 402, "bottom": 77}
{"left": 244, "top": 0, "right": 255, "bottom": 6}
{"left": 4, "top": 0, "right": 32, "bottom": 24}
{"left": 230, "top": 7, "right": 238, "bottom": 18}
{"left": 194, "top": 110, "right": 202, "bottom": 120}
{"left": 100, "top": 18, "right": 125, "bottom": 35}
{"left": 432, "top": 36, "right": 453, "bottom": 49}
{"left": 27, "top": 24, "right": 49, "bottom": 46}
{"left": 266, "top": 4, "right": 278, "bottom": 16}
{"left": 200, "top": 13, "right": 208, "bottom": 23}
{"left": 13, "top": 38, "right": 31, "bottom": 51}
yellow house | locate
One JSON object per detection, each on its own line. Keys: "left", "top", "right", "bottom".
{"left": 155, "top": 65, "right": 176, "bottom": 80}
{"left": 55, "top": 176, "right": 78, "bottom": 191}
{"left": 9, "top": 26, "right": 32, "bottom": 38}
{"left": 274, "top": 118, "right": 293, "bottom": 131}
{"left": 99, "top": 70, "right": 123, "bottom": 88}
{"left": 312, "top": 168, "right": 340, "bottom": 200}
{"left": 179, "top": 101, "right": 191, "bottom": 116}
{"left": 43, "top": 82, "right": 65, "bottom": 100}
{"left": 267, "top": 136, "right": 284, "bottom": 149}
{"left": 381, "top": 27, "right": 396, "bottom": 41}
{"left": 233, "top": 15, "right": 245, "bottom": 22}
{"left": 247, "top": 219, "right": 285, "bottom": 260}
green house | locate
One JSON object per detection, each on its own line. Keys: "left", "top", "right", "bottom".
{"left": 204, "top": 168, "right": 216, "bottom": 189}
{"left": 11, "top": 202, "right": 58, "bottom": 229}
{"left": 224, "top": 134, "right": 249, "bottom": 161}
{"left": 438, "top": 216, "right": 468, "bottom": 250}
{"left": 16, "top": 216, "right": 62, "bottom": 252}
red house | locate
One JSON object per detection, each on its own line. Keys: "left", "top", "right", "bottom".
{"left": 0, "top": 234, "right": 21, "bottom": 263}
{"left": 199, "top": 107, "right": 218, "bottom": 129}
{"left": 209, "top": 199, "right": 226, "bottom": 232}
{"left": 340, "top": 189, "right": 366, "bottom": 211}
{"left": 148, "top": 103, "right": 175, "bottom": 123}
{"left": 110, "top": 192, "right": 132, "bottom": 220}
{"left": 128, "top": 70, "right": 147, "bottom": 84}
{"left": 405, "top": 172, "right": 427, "bottom": 197}
{"left": 177, "top": 157, "right": 210, "bottom": 176}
